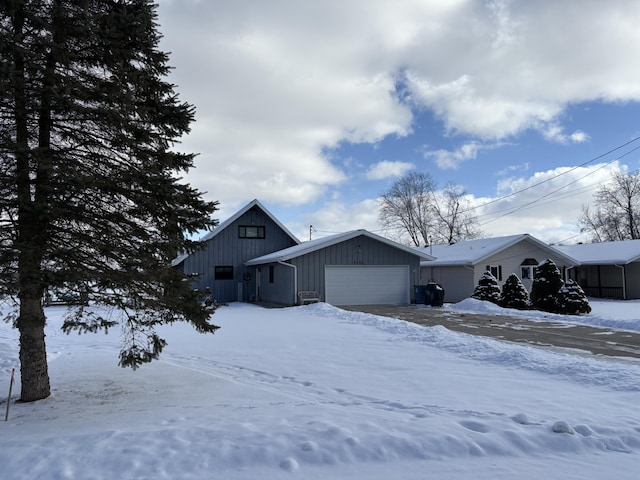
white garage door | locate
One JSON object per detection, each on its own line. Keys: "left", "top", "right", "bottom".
{"left": 325, "top": 265, "right": 410, "bottom": 305}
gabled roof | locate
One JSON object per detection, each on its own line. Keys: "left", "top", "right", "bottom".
{"left": 245, "top": 229, "right": 434, "bottom": 266}
{"left": 172, "top": 199, "right": 300, "bottom": 266}
{"left": 554, "top": 239, "right": 640, "bottom": 265}
{"left": 417, "top": 234, "right": 577, "bottom": 267}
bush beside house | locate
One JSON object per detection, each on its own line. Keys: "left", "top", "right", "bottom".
{"left": 557, "top": 279, "right": 592, "bottom": 314}
{"left": 499, "top": 273, "right": 530, "bottom": 310}
{"left": 471, "top": 259, "right": 591, "bottom": 315}
{"left": 530, "top": 259, "right": 564, "bottom": 313}
{"left": 471, "top": 272, "right": 501, "bottom": 304}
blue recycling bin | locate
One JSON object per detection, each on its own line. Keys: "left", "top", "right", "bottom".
{"left": 414, "top": 285, "right": 428, "bottom": 304}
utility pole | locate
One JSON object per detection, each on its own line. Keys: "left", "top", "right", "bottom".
{"left": 309, "top": 225, "right": 313, "bottom": 241}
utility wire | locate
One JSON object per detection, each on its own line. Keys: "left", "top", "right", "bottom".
{"left": 477, "top": 145, "right": 640, "bottom": 227}
{"left": 466, "top": 135, "right": 640, "bottom": 216}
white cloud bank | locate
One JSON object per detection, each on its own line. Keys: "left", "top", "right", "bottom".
{"left": 157, "top": 0, "right": 640, "bottom": 227}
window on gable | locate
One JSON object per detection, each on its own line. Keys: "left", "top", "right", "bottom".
{"left": 486, "top": 265, "right": 502, "bottom": 281}
{"left": 239, "top": 225, "right": 265, "bottom": 239}
{"left": 215, "top": 266, "right": 234, "bottom": 280}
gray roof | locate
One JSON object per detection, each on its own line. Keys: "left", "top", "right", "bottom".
{"left": 245, "top": 229, "right": 434, "bottom": 266}
{"left": 417, "top": 234, "right": 577, "bottom": 267}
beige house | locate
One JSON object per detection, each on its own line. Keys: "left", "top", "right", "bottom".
{"left": 417, "top": 234, "right": 578, "bottom": 303}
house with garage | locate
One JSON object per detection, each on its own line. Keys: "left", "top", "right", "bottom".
{"left": 418, "top": 234, "right": 578, "bottom": 303}
{"left": 553, "top": 239, "right": 640, "bottom": 300}
{"left": 245, "top": 230, "right": 434, "bottom": 306}
{"left": 172, "top": 199, "right": 299, "bottom": 303}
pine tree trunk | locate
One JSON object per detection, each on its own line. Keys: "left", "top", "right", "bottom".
{"left": 17, "top": 295, "right": 51, "bottom": 402}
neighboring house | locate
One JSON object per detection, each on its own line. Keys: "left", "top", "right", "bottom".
{"left": 554, "top": 239, "right": 640, "bottom": 300}
{"left": 417, "top": 234, "right": 577, "bottom": 303}
{"left": 172, "top": 199, "right": 299, "bottom": 303}
{"left": 245, "top": 230, "right": 434, "bottom": 306}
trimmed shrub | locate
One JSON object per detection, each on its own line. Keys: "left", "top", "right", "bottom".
{"left": 557, "top": 279, "right": 592, "bottom": 314}
{"left": 530, "top": 259, "right": 564, "bottom": 313}
{"left": 499, "top": 273, "right": 530, "bottom": 310}
{"left": 471, "top": 271, "right": 501, "bottom": 304}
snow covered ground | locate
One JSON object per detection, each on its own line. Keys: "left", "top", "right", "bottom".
{"left": 1, "top": 299, "right": 639, "bottom": 479}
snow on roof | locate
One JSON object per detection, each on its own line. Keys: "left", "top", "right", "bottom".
{"left": 245, "top": 229, "right": 434, "bottom": 265}
{"left": 554, "top": 239, "right": 640, "bottom": 265}
{"left": 172, "top": 199, "right": 300, "bottom": 266}
{"left": 417, "top": 234, "right": 576, "bottom": 267}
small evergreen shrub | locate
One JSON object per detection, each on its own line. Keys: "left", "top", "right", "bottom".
{"left": 471, "top": 271, "right": 501, "bottom": 304}
{"left": 499, "top": 273, "right": 530, "bottom": 310}
{"left": 557, "top": 279, "right": 592, "bottom": 314}
{"left": 530, "top": 259, "right": 564, "bottom": 313}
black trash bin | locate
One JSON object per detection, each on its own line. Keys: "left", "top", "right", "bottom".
{"left": 425, "top": 282, "right": 445, "bottom": 307}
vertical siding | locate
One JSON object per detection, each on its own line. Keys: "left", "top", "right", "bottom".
{"left": 256, "top": 262, "right": 296, "bottom": 305}
{"left": 290, "top": 235, "right": 422, "bottom": 303}
{"left": 181, "top": 205, "right": 297, "bottom": 303}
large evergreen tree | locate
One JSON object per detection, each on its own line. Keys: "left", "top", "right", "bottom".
{"left": 0, "top": 0, "right": 219, "bottom": 402}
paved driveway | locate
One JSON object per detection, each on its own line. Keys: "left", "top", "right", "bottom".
{"left": 341, "top": 305, "right": 640, "bottom": 360}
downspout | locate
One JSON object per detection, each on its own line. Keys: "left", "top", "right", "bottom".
{"left": 615, "top": 264, "right": 627, "bottom": 300}
{"left": 278, "top": 259, "right": 298, "bottom": 305}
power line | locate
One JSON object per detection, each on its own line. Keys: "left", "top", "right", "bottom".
{"left": 466, "top": 135, "right": 640, "bottom": 217}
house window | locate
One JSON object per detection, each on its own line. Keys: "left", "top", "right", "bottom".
{"left": 239, "top": 225, "right": 265, "bottom": 239}
{"left": 214, "top": 266, "right": 234, "bottom": 280}
{"left": 520, "top": 258, "right": 538, "bottom": 280}
{"left": 521, "top": 266, "right": 537, "bottom": 280}
{"left": 269, "top": 265, "right": 274, "bottom": 283}
{"left": 487, "top": 265, "right": 502, "bottom": 281}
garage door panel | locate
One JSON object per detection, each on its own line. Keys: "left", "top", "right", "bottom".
{"left": 325, "top": 265, "right": 409, "bottom": 305}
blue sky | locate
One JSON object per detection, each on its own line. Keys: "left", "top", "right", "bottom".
{"left": 157, "top": 0, "right": 640, "bottom": 244}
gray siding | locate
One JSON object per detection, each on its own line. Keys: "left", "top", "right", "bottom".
{"left": 254, "top": 234, "right": 423, "bottom": 305}
{"left": 181, "top": 205, "right": 297, "bottom": 303}
{"left": 422, "top": 266, "right": 473, "bottom": 303}
{"left": 256, "top": 263, "right": 296, "bottom": 305}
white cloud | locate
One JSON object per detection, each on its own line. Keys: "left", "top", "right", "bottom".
{"left": 423, "top": 141, "right": 504, "bottom": 169}
{"left": 287, "top": 199, "right": 382, "bottom": 241}
{"left": 402, "top": 1, "right": 640, "bottom": 140}
{"left": 156, "top": 0, "right": 640, "bottom": 214}
{"left": 471, "top": 162, "right": 624, "bottom": 243}
{"left": 541, "top": 124, "right": 590, "bottom": 144}
{"left": 365, "top": 160, "right": 415, "bottom": 180}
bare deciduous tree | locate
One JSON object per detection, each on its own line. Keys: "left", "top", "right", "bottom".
{"left": 379, "top": 172, "right": 481, "bottom": 246}
{"left": 432, "top": 182, "right": 482, "bottom": 244}
{"left": 579, "top": 171, "right": 640, "bottom": 242}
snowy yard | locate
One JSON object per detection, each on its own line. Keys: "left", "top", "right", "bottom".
{"left": 1, "top": 299, "right": 639, "bottom": 479}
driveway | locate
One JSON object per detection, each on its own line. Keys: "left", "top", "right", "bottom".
{"left": 341, "top": 305, "right": 640, "bottom": 360}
